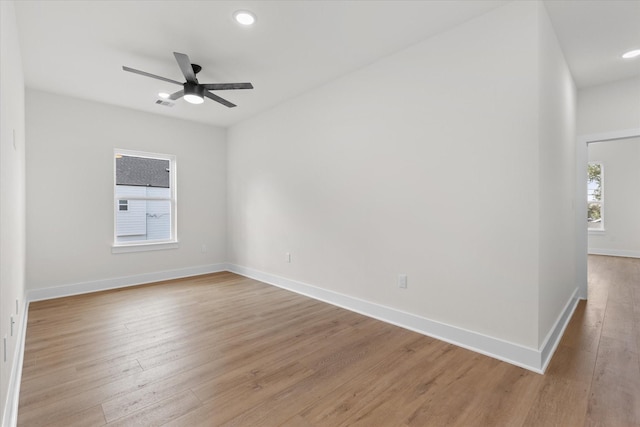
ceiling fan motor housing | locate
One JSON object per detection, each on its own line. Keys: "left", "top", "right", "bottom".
{"left": 184, "top": 82, "right": 205, "bottom": 98}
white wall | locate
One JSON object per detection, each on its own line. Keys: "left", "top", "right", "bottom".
{"left": 588, "top": 137, "right": 640, "bottom": 257}
{"left": 26, "top": 90, "right": 227, "bottom": 291}
{"left": 229, "top": 0, "right": 576, "bottom": 360}
{"left": 0, "top": 1, "right": 26, "bottom": 425}
{"left": 578, "top": 76, "right": 640, "bottom": 136}
{"left": 537, "top": 2, "right": 577, "bottom": 346}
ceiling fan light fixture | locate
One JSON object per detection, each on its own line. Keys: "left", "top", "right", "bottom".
{"left": 184, "top": 94, "right": 204, "bottom": 104}
{"left": 183, "top": 83, "right": 205, "bottom": 104}
{"left": 233, "top": 10, "right": 256, "bottom": 26}
{"left": 622, "top": 49, "right": 640, "bottom": 59}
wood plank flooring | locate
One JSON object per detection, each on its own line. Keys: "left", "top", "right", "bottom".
{"left": 17, "top": 255, "right": 640, "bottom": 426}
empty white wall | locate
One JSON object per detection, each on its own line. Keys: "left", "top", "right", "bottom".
{"left": 0, "top": 1, "right": 26, "bottom": 424}
{"left": 588, "top": 137, "right": 640, "bottom": 257}
{"left": 229, "top": 0, "right": 576, "bottom": 356}
{"left": 26, "top": 89, "right": 227, "bottom": 292}
{"left": 577, "top": 76, "right": 640, "bottom": 136}
{"left": 537, "top": 2, "right": 577, "bottom": 346}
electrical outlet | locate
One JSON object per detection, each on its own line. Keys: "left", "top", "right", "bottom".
{"left": 398, "top": 274, "right": 408, "bottom": 289}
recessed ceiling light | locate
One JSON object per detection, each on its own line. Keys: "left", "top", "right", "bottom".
{"left": 233, "top": 10, "right": 256, "bottom": 26}
{"left": 622, "top": 49, "right": 640, "bottom": 59}
{"left": 158, "top": 92, "right": 170, "bottom": 99}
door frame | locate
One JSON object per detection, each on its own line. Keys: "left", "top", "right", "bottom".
{"left": 576, "top": 127, "right": 640, "bottom": 299}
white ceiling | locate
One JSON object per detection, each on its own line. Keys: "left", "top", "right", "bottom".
{"left": 545, "top": 0, "right": 640, "bottom": 88}
{"left": 14, "top": 0, "right": 640, "bottom": 128}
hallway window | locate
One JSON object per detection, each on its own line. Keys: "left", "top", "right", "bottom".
{"left": 588, "top": 162, "right": 603, "bottom": 230}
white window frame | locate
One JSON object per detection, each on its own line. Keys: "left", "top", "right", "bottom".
{"left": 112, "top": 149, "right": 178, "bottom": 253}
{"left": 587, "top": 161, "right": 604, "bottom": 233}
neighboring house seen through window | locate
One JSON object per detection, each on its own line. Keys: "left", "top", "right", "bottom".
{"left": 587, "top": 162, "right": 603, "bottom": 230}
{"left": 113, "top": 149, "right": 177, "bottom": 252}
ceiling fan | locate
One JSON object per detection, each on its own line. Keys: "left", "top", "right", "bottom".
{"left": 123, "top": 52, "right": 253, "bottom": 108}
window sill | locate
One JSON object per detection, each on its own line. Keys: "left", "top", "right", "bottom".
{"left": 112, "top": 241, "right": 179, "bottom": 254}
{"left": 588, "top": 228, "right": 606, "bottom": 235}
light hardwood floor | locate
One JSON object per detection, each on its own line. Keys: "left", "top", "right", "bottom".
{"left": 17, "top": 255, "right": 640, "bottom": 426}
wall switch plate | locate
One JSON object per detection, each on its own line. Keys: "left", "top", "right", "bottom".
{"left": 285, "top": 252, "right": 291, "bottom": 263}
{"left": 201, "top": 244, "right": 207, "bottom": 253}
{"left": 398, "top": 274, "right": 408, "bottom": 289}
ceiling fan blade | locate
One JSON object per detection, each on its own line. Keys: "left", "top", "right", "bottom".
{"left": 173, "top": 52, "right": 197, "bottom": 84}
{"left": 204, "top": 91, "right": 236, "bottom": 108}
{"left": 122, "top": 66, "right": 182, "bottom": 85}
{"left": 201, "top": 83, "right": 254, "bottom": 91}
{"left": 168, "top": 89, "right": 184, "bottom": 100}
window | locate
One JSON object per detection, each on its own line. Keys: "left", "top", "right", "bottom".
{"left": 587, "top": 162, "right": 603, "bottom": 230}
{"left": 113, "top": 149, "right": 177, "bottom": 252}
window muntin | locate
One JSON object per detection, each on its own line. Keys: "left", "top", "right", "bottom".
{"left": 587, "top": 162, "right": 603, "bottom": 230}
{"left": 114, "top": 150, "right": 176, "bottom": 247}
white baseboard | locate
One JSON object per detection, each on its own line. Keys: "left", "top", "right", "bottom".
{"left": 16, "top": 262, "right": 579, "bottom": 387}
{"left": 2, "top": 299, "right": 28, "bottom": 427}
{"left": 588, "top": 248, "right": 640, "bottom": 259}
{"left": 27, "top": 263, "right": 228, "bottom": 302}
{"left": 539, "top": 287, "right": 580, "bottom": 372}
{"left": 228, "top": 264, "right": 579, "bottom": 374}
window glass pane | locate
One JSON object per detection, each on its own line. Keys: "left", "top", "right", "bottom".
{"left": 145, "top": 200, "right": 171, "bottom": 240}
{"left": 587, "top": 203, "right": 602, "bottom": 228}
{"left": 116, "top": 199, "right": 147, "bottom": 239}
{"left": 115, "top": 200, "right": 171, "bottom": 243}
{"left": 115, "top": 185, "right": 146, "bottom": 199}
{"left": 115, "top": 186, "right": 170, "bottom": 199}
{"left": 114, "top": 151, "right": 174, "bottom": 245}
{"left": 587, "top": 163, "right": 603, "bottom": 228}
{"left": 146, "top": 187, "right": 171, "bottom": 198}
{"left": 587, "top": 185, "right": 598, "bottom": 202}
{"left": 116, "top": 156, "right": 170, "bottom": 188}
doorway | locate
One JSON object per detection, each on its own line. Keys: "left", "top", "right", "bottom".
{"left": 577, "top": 128, "right": 640, "bottom": 299}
